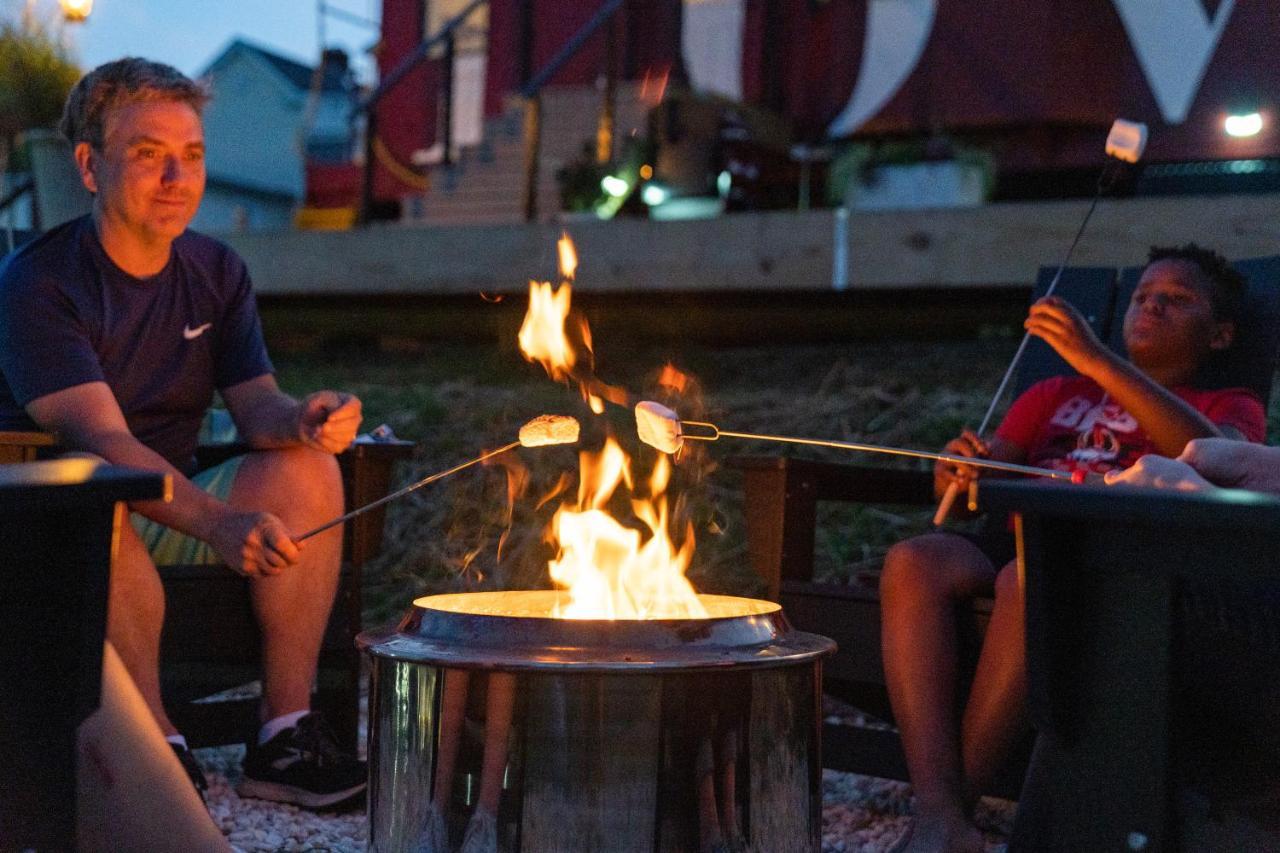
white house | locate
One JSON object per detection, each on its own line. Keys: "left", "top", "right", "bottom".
{"left": 195, "top": 39, "right": 357, "bottom": 232}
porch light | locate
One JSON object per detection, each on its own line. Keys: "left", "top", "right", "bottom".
{"left": 1224, "top": 112, "right": 1263, "bottom": 138}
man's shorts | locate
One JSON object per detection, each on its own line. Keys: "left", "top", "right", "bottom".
{"left": 954, "top": 517, "right": 1018, "bottom": 570}
{"left": 132, "top": 455, "right": 243, "bottom": 566}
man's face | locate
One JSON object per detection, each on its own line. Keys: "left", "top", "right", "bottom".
{"left": 1122, "top": 258, "right": 1233, "bottom": 370}
{"left": 76, "top": 99, "right": 206, "bottom": 244}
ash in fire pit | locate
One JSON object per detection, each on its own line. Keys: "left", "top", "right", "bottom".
{"left": 360, "top": 593, "right": 833, "bottom": 853}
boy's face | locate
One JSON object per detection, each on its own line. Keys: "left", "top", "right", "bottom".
{"left": 1122, "top": 258, "right": 1234, "bottom": 371}
{"left": 75, "top": 99, "right": 206, "bottom": 245}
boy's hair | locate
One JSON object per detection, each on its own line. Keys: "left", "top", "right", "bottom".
{"left": 59, "top": 58, "right": 209, "bottom": 149}
{"left": 1147, "top": 243, "right": 1246, "bottom": 325}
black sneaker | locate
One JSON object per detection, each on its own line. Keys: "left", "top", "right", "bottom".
{"left": 237, "top": 712, "right": 366, "bottom": 809}
{"left": 171, "top": 743, "right": 209, "bottom": 804}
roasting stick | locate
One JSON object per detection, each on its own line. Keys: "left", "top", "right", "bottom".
{"left": 634, "top": 403, "right": 1076, "bottom": 482}
{"left": 933, "top": 118, "right": 1150, "bottom": 524}
{"left": 295, "top": 415, "right": 580, "bottom": 543}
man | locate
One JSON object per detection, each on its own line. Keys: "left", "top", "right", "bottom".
{"left": 879, "top": 245, "right": 1266, "bottom": 852}
{"left": 0, "top": 59, "right": 365, "bottom": 809}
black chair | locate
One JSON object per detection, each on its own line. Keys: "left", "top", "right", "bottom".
{"left": 983, "top": 480, "right": 1280, "bottom": 852}
{"left": 0, "top": 460, "right": 166, "bottom": 851}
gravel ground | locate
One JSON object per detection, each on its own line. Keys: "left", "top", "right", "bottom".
{"left": 194, "top": 699, "right": 1015, "bottom": 853}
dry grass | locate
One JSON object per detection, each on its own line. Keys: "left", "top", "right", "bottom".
{"left": 273, "top": 337, "right": 1280, "bottom": 627}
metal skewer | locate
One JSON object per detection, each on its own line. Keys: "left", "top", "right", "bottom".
{"left": 677, "top": 421, "right": 1074, "bottom": 481}
{"left": 296, "top": 441, "right": 520, "bottom": 543}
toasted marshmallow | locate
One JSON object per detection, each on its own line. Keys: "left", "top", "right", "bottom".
{"left": 635, "top": 401, "right": 682, "bottom": 454}
{"left": 519, "top": 415, "right": 580, "bottom": 447}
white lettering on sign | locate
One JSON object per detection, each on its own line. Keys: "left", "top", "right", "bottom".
{"left": 825, "top": 0, "right": 1235, "bottom": 137}
{"left": 826, "top": 0, "right": 936, "bottom": 138}
{"left": 1111, "top": 0, "right": 1235, "bottom": 124}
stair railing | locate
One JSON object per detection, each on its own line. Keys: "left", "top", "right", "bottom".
{"left": 355, "top": 0, "right": 489, "bottom": 223}
{"left": 517, "top": 0, "right": 625, "bottom": 222}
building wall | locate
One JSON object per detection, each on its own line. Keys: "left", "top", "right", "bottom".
{"left": 203, "top": 50, "right": 306, "bottom": 199}
{"left": 193, "top": 183, "right": 295, "bottom": 233}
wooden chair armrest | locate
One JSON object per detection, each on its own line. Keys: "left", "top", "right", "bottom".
{"left": 0, "top": 430, "right": 56, "bottom": 464}
{"left": 726, "top": 455, "right": 934, "bottom": 600}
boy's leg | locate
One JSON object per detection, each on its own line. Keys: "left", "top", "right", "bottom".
{"left": 960, "top": 559, "right": 1029, "bottom": 804}
{"left": 880, "top": 532, "right": 996, "bottom": 852}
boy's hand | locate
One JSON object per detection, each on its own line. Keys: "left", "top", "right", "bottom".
{"left": 935, "top": 428, "right": 988, "bottom": 495}
{"left": 1024, "top": 296, "right": 1111, "bottom": 377}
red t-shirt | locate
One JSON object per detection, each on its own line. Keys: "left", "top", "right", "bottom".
{"left": 994, "top": 376, "right": 1267, "bottom": 475}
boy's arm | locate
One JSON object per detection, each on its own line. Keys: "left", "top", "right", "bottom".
{"left": 1024, "top": 297, "right": 1223, "bottom": 456}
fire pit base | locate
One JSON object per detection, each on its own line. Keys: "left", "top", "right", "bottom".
{"left": 361, "top": 592, "right": 834, "bottom": 853}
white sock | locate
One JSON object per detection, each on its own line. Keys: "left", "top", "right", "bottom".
{"left": 165, "top": 734, "right": 189, "bottom": 751}
{"left": 258, "top": 710, "right": 309, "bottom": 745}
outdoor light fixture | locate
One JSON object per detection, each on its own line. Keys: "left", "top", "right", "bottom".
{"left": 600, "top": 175, "right": 629, "bottom": 198}
{"left": 641, "top": 183, "right": 670, "bottom": 206}
{"left": 1224, "top": 112, "right": 1264, "bottom": 138}
{"left": 58, "top": 0, "right": 92, "bottom": 22}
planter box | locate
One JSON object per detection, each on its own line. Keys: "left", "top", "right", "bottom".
{"left": 850, "top": 160, "right": 987, "bottom": 211}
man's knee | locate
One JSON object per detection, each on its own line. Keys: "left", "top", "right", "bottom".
{"left": 237, "top": 447, "right": 343, "bottom": 515}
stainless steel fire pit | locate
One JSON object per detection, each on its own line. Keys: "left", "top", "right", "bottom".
{"left": 359, "top": 591, "right": 835, "bottom": 853}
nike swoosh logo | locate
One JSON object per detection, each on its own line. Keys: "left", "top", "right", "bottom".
{"left": 183, "top": 323, "right": 212, "bottom": 340}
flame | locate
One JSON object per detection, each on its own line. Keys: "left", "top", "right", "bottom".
{"left": 547, "top": 439, "right": 705, "bottom": 620}
{"left": 557, "top": 232, "right": 577, "bottom": 281}
{"left": 518, "top": 234, "right": 605, "bottom": 413}
{"left": 517, "top": 235, "right": 705, "bottom": 620}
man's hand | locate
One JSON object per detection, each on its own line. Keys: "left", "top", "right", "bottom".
{"left": 1178, "top": 438, "right": 1280, "bottom": 496}
{"left": 208, "top": 510, "right": 302, "bottom": 577}
{"left": 1103, "top": 454, "right": 1215, "bottom": 492}
{"left": 1024, "top": 296, "right": 1112, "bottom": 377}
{"left": 297, "top": 391, "right": 362, "bottom": 454}
{"left": 934, "top": 428, "right": 988, "bottom": 496}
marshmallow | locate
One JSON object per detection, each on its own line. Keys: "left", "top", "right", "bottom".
{"left": 635, "top": 401, "right": 682, "bottom": 454}
{"left": 519, "top": 415, "right": 580, "bottom": 447}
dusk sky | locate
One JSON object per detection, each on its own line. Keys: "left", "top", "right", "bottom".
{"left": 14, "top": 0, "right": 379, "bottom": 80}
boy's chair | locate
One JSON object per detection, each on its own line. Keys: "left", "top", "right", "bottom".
{"left": 0, "top": 428, "right": 413, "bottom": 751}
{"left": 731, "top": 256, "right": 1280, "bottom": 793}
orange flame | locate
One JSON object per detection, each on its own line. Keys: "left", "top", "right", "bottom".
{"left": 547, "top": 439, "right": 704, "bottom": 620}
{"left": 519, "top": 235, "right": 704, "bottom": 619}
{"left": 518, "top": 234, "right": 604, "bottom": 412}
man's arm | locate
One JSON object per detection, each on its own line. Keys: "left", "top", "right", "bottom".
{"left": 26, "top": 381, "right": 299, "bottom": 577}
{"left": 220, "top": 374, "right": 361, "bottom": 454}
{"left": 1024, "top": 297, "right": 1224, "bottom": 456}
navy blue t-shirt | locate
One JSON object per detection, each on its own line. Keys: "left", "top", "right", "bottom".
{"left": 0, "top": 216, "right": 273, "bottom": 472}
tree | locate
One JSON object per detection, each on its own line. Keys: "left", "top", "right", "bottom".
{"left": 0, "top": 10, "right": 81, "bottom": 186}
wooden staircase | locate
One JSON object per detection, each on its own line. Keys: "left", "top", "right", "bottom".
{"left": 418, "top": 83, "right": 649, "bottom": 226}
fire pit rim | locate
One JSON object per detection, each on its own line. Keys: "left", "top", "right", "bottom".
{"left": 357, "top": 590, "right": 836, "bottom": 672}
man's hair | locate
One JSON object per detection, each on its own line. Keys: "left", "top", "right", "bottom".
{"left": 1146, "top": 243, "right": 1246, "bottom": 325}
{"left": 59, "top": 58, "right": 209, "bottom": 149}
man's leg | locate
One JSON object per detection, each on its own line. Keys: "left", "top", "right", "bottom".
{"left": 225, "top": 447, "right": 344, "bottom": 724}
{"left": 880, "top": 532, "right": 995, "bottom": 853}
{"left": 108, "top": 511, "right": 177, "bottom": 736}
{"left": 960, "top": 560, "right": 1028, "bottom": 804}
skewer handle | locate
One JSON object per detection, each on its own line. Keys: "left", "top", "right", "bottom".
{"left": 933, "top": 481, "right": 961, "bottom": 526}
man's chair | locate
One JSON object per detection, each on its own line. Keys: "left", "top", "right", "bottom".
{"left": 0, "top": 429, "right": 413, "bottom": 751}
{"left": 731, "top": 256, "right": 1280, "bottom": 793}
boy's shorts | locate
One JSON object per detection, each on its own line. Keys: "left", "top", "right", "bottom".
{"left": 132, "top": 455, "right": 243, "bottom": 566}
{"left": 954, "top": 516, "right": 1018, "bottom": 570}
